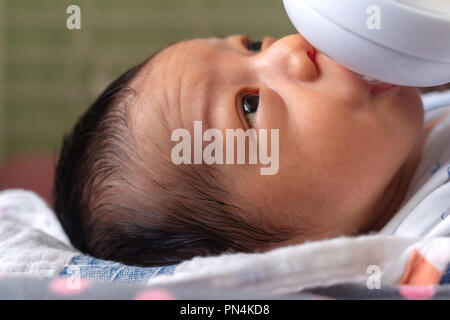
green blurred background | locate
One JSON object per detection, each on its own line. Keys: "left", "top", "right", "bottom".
{"left": 0, "top": 0, "right": 296, "bottom": 160}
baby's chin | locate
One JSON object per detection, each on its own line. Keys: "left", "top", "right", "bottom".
{"left": 402, "top": 86, "right": 424, "bottom": 130}
{"left": 395, "top": 86, "right": 426, "bottom": 162}
{"left": 383, "top": 86, "right": 424, "bottom": 137}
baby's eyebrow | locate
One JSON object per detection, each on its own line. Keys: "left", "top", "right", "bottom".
{"left": 178, "top": 67, "right": 215, "bottom": 130}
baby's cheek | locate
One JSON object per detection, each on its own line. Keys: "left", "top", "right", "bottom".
{"left": 308, "top": 144, "right": 387, "bottom": 213}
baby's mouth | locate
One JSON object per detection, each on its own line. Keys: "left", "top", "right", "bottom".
{"left": 352, "top": 72, "right": 399, "bottom": 95}
{"left": 370, "top": 82, "right": 399, "bottom": 95}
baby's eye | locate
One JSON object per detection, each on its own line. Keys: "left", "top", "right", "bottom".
{"left": 244, "top": 39, "right": 262, "bottom": 53}
{"left": 242, "top": 93, "right": 259, "bottom": 127}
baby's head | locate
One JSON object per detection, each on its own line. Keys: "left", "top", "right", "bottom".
{"left": 54, "top": 34, "right": 425, "bottom": 266}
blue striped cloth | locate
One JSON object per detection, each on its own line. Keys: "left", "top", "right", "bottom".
{"left": 60, "top": 255, "right": 177, "bottom": 282}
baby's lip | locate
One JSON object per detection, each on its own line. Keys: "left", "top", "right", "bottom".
{"left": 370, "top": 81, "right": 399, "bottom": 95}
{"left": 352, "top": 72, "right": 399, "bottom": 95}
{"left": 314, "top": 49, "right": 398, "bottom": 96}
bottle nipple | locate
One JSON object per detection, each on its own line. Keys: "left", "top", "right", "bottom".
{"left": 362, "top": 75, "right": 382, "bottom": 85}
{"left": 353, "top": 71, "right": 382, "bottom": 85}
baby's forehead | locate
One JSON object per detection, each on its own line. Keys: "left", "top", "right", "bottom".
{"left": 136, "top": 38, "right": 219, "bottom": 86}
{"left": 155, "top": 37, "right": 223, "bottom": 68}
{"left": 130, "top": 38, "right": 220, "bottom": 143}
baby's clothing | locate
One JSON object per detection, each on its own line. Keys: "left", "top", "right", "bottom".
{"left": 380, "top": 92, "right": 450, "bottom": 237}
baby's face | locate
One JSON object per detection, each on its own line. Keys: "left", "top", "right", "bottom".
{"left": 131, "top": 34, "right": 425, "bottom": 243}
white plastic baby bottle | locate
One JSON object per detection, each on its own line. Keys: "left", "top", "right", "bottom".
{"left": 283, "top": 0, "right": 450, "bottom": 87}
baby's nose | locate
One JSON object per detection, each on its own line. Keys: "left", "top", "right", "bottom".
{"left": 255, "top": 34, "right": 319, "bottom": 82}
{"left": 260, "top": 36, "right": 278, "bottom": 50}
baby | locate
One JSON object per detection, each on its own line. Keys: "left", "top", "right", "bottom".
{"left": 53, "top": 34, "right": 450, "bottom": 267}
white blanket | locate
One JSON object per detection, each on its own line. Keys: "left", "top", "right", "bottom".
{"left": 0, "top": 189, "right": 77, "bottom": 277}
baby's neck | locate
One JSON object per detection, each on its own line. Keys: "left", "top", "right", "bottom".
{"left": 368, "top": 112, "right": 450, "bottom": 232}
